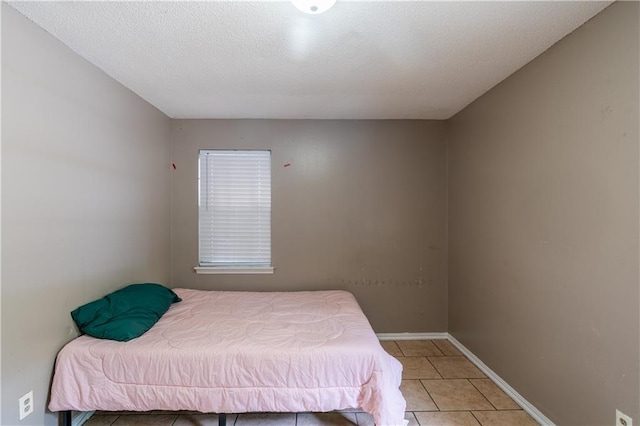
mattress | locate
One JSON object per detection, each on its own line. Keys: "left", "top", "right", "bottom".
{"left": 49, "top": 289, "right": 406, "bottom": 425}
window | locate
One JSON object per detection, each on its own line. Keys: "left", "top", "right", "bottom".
{"left": 196, "top": 150, "right": 272, "bottom": 274}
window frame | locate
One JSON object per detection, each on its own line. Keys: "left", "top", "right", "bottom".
{"left": 195, "top": 149, "right": 273, "bottom": 275}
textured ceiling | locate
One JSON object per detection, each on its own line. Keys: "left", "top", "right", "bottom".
{"left": 9, "top": 1, "right": 612, "bottom": 119}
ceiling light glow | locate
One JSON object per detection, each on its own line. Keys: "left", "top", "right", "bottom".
{"left": 290, "top": 0, "right": 338, "bottom": 15}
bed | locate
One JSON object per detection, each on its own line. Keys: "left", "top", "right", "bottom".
{"left": 49, "top": 289, "right": 407, "bottom": 425}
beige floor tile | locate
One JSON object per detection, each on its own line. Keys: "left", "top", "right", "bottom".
{"left": 355, "top": 411, "right": 418, "bottom": 426}
{"left": 400, "top": 380, "right": 438, "bottom": 411}
{"left": 397, "top": 340, "right": 445, "bottom": 357}
{"left": 433, "top": 340, "right": 463, "bottom": 356}
{"left": 174, "top": 413, "right": 237, "bottom": 426}
{"left": 380, "top": 340, "right": 404, "bottom": 357}
{"left": 472, "top": 410, "right": 539, "bottom": 426}
{"left": 414, "top": 411, "right": 481, "bottom": 426}
{"left": 296, "top": 412, "right": 358, "bottom": 425}
{"left": 397, "top": 356, "right": 442, "bottom": 379}
{"left": 111, "top": 414, "right": 178, "bottom": 426}
{"left": 85, "top": 415, "right": 119, "bottom": 426}
{"left": 421, "top": 379, "right": 493, "bottom": 411}
{"left": 469, "top": 379, "right": 520, "bottom": 410}
{"left": 428, "top": 357, "right": 485, "bottom": 379}
{"left": 235, "top": 412, "right": 296, "bottom": 425}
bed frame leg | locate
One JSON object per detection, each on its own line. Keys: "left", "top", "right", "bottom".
{"left": 219, "top": 413, "right": 227, "bottom": 426}
{"left": 61, "top": 411, "right": 72, "bottom": 426}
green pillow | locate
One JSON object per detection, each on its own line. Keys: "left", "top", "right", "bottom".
{"left": 71, "top": 283, "right": 181, "bottom": 342}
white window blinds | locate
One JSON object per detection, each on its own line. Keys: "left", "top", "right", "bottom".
{"left": 198, "top": 150, "right": 271, "bottom": 267}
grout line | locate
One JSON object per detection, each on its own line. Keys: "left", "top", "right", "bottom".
{"left": 421, "top": 355, "right": 443, "bottom": 380}
{"left": 470, "top": 410, "right": 483, "bottom": 425}
{"left": 417, "top": 379, "right": 441, "bottom": 412}
{"left": 447, "top": 334, "right": 552, "bottom": 425}
{"left": 464, "top": 378, "right": 495, "bottom": 411}
{"left": 424, "top": 357, "right": 443, "bottom": 379}
{"left": 467, "top": 379, "right": 499, "bottom": 412}
{"left": 390, "top": 341, "right": 402, "bottom": 355}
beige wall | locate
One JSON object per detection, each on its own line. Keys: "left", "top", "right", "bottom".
{"left": 447, "top": 2, "right": 639, "bottom": 425}
{"left": 1, "top": 4, "right": 172, "bottom": 425}
{"left": 171, "top": 119, "right": 448, "bottom": 332}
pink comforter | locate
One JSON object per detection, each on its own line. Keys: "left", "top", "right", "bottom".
{"left": 49, "top": 289, "right": 406, "bottom": 425}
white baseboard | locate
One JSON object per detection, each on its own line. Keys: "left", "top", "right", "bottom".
{"left": 447, "top": 335, "right": 554, "bottom": 426}
{"left": 376, "top": 332, "right": 448, "bottom": 341}
{"left": 378, "top": 332, "right": 554, "bottom": 426}
{"left": 72, "top": 410, "right": 95, "bottom": 426}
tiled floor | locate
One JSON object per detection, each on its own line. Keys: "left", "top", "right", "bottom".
{"left": 85, "top": 339, "right": 539, "bottom": 426}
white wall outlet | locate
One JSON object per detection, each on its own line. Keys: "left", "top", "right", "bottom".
{"left": 19, "top": 391, "right": 34, "bottom": 420}
{"left": 617, "top": 410, "right": 633, "bottom": 426}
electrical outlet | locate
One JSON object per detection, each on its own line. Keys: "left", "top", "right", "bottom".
{"left": 617, "top": 410, "right": 633, "bottom": 426}
{"left": 19, "top": 391, "right": 34, "bottom": 420}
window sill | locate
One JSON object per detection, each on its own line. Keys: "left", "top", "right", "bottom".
{"left": 194, "top": 266, "right": 274, "bottom": 275}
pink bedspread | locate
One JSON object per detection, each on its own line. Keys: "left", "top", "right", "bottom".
{"left": 49, "top": 289, "right": 406, "bottom": 425}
